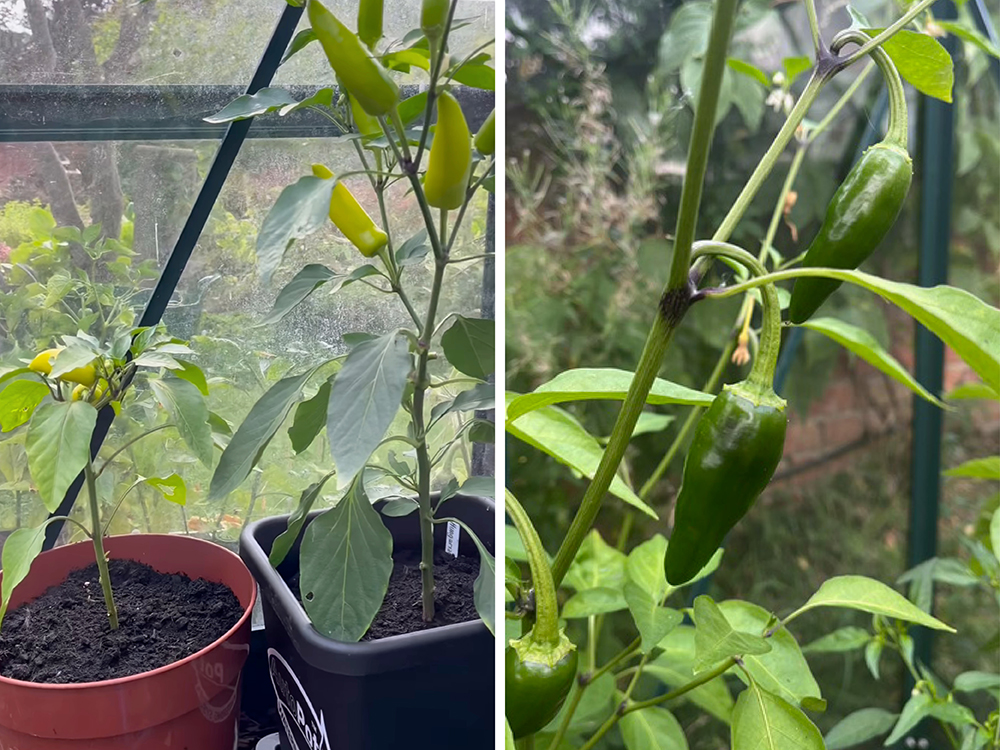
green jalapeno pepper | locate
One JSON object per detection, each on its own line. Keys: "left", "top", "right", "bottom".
{"left": 666, "top": 243, "right": 787, "bottom": 586}
{"left": 505, "top": 490, "right": 578, "bottom": 739}
{"left": 788, "top": 32, "right": 911, "bottom": 325}
{"left": 308, "top": 0, "right": 399, "bottom": 117}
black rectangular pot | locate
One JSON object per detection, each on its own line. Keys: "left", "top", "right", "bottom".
{"left": 240, "top": 494, "right": 495, "bottom": 750}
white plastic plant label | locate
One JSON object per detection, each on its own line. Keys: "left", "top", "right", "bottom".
{"left": 445, "top": 520, "right": 460, "bottom": 557}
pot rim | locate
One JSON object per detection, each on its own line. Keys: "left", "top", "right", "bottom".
{"left": 0, "top": 533, "right": 257, "bottom": 691}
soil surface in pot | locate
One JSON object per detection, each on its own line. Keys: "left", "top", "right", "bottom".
{"left": 289, "top": 549, "right": 480, "bottom": 640}
{"left": 0, "top": 559, "right": 243, "bottom": 684}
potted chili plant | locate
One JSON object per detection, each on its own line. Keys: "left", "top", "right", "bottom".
{"left": 206, "top": 0, "right": 496, "bottom": 747}
{"left": 504, "top": 0, "right": 997, "bottom": 747}
{"left": 0, "top": 328, "right": 255, "bottom": 748}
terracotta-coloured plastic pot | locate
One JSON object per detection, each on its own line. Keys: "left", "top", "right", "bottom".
{"left": 0, "top": 533, "right": 256, "bottom": 749}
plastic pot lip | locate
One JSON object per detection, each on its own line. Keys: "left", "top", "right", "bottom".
{"left": 0, "top": 533, "right": 257, "bottom": 692}
{"left": 242, "top": 493, "right": 495, "bottom": 661}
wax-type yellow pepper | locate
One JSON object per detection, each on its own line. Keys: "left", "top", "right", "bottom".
{"left": 421, "top": 0, "right": 449, "bottom": 42}
{"left": 71, "top": 380, "right": 106, "bottom": 403}
{"left": 474, "top": 108, "right": 495, "bottom": 155}
{"left": 424, "top": 92, "right": 472, "bottom": 210}
{"left": 357, "top": 0, "right": 383, "bottom": 50}
{"left": 29, "top": 348, "right": 97, "bottom": 386}
{"left": 308, "top": 0, "right": 398, "bottom": 117}
{"left": 311, "top": 165, "right": 388, "bottom": 258}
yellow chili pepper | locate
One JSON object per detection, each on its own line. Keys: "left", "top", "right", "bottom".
{"left": 474, "top": 108, "right": 495, "bottom": 155}
{"left": 29, "top": 347, "right": 97, "bottom": 386}
{"left": 424, "top": 92, "right": 472, "bottom": 210}
{"left": 311, "top": 165, "right": 388, "bottom": 258}
{"left": 71, "top": 380, "right": 106, "bottom": 403}
{"left": 350, "top": 93, "right": 382, "bottom": 139}
{"left": 308, "top": 0, "right": 399, "bottom": 117}
{"left": 421, "top": 0, "right": 449, "bottom": 42}
{"left": 357, "top": 0, "right": 383, "bottom": 50}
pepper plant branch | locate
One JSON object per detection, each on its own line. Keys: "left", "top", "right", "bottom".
{"left": 446, "top": 159, "right": 495, "bottom": 254}
{"left": 837, "top": 0, "right": 936, "bottom": 68}
{"left": 545, "top": 681, "right": 586, "bottom": 750}
{"left": 548, "top": 0, "right": 739, "bottom": 589}
{"left": 95, "top": 423, "right": 173, "bottom": 478}
{"left": 806, "top": 61, "right": 874, "bottom": 145}
{"left": 804, "top": 0, "right": 822, "bottom": 56}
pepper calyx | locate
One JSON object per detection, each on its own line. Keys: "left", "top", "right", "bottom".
{"left": 509, "top": 628, "right": 576, "bottom": 669}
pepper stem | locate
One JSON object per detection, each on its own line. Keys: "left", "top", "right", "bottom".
{"left": 832, "top": 29, "right": 908, "bottom": 151}
{"left": 691, "top": 241, "right": 782, "bottom": 398}
{"left": 505, "top": 490, "right": 561, "bottom": 646}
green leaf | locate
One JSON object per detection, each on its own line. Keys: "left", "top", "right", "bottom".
{"left": 458, "top": 475, "right": 495, "bottom": 498}
{"left": 938, "top": 20, "right": 1000, "bottom": 59}
{"left": 260, "top": 264, "right": 338, "bottom": 325}
{"left": 288, "top": 380, "right": 331, "bottom": 454}
{"left": 395, "top": 229, "right": 429, "bottom": 266}
{"left": 863, "top": 28, "right": 954, "bottom": 103}
{"left": 719, "top": 600, "right": 823, "bottom": 709}
{"left": 0, "top": 524, "right": 47, "bottom": 628}
{"left": 625, "top": 536, "right": 683, "bottom": 650}
{"left": 731, "top": 682, "right": 825, "bottom": 750}
{"left": 504, "top": 394, "right": 657, "bottom": 518}
{"left": 0, "top": 380, "right": 50, "bottom": 432}
{"left": 209, "top": 368, "right": 317, "bottom": 501}
{"left": 802, "top": 317, "right": 946, "bottom": 407}
{"left": 468, "top": 419, "right": 494, "bottom": 443}
{"left": 269, "top": 471, "right": 337, "bottom": 567}
{"left": 144, "top": 474, "right": 187, "bottom": 505}
{"left": 543, "top": 671, "right": 616, "bottom": 734}
{"left": 782, "top": 55, "right": 813, "bottom": 85}
{"left": 379, "top": 497, "right": 418, "bottom": 517}
{"left": 884, "top": 691, "right": 933, "bottom": 745}
{"left": 954, "top": 671, "right": 1000, "bottom": 693}
{"left": 561, "top": 587, "right": 628, "bottom": 618}
{"left": 281, "top": 28, "right": 316, "bottom": 64}
{"left": 824, "top": 708, "right": 898, "bottom": 749}
{"left": 788, "top": 575, "right": 955, "bottom": 632}
{"left": 505, "top": 718, "right": 515, "bottom": 750}
{"left": 430, "top": 382, "right": 494, "bottom": 424}
{"left": 693, "top": 596, "right": 771, "bottom": 672}
{"left": 506, "top": 368, "right": 714, "bottom": 422}
{"left": 133, "top": 351, "right": 182, "bottom": 370}
{"left": 384, "top": 48, "right": 431, "bottom": 72}
{"left": 150, "top": 377, "right": 213, "bottom": 467}
{"left": 449, "top": 63, "right": 495, "bottom": 90}
{"left": 397, "top": 92, "right": 429, "bottom": 126}
{"left": 204, "top": 87, "right": 300, "bottom": 123}
{"left": 619, "top": 704, "right": 689, "bottom": 750}
{"left": 946, "top": 381, "right": 1000, "bottom": 401}
{"left": 618, "top": 412, "right": 675, "bottom": 440}
{"left": 256, "top": 176, "right": 335, "bottom": 283}
{"left": 727, "top": 58, "right": 769, "bottom": 86}
{"left": 25, "top": 401, "right": 97, "bottom": 511}
{"left": 441, "top": 316, "right": 494, "bottom": 379}
{"left": 463, "top": 522, "right": 495, "bottom": 635}
{"left": 657, "top": 1, "right": 713, "bottom": 73}
{"left": 648, "top": 626, "right": 735, "bottom": 722}
{"left": 172, "top": 359, "right": 209, "bottom": 396}
{"left": 802, "top": 626, "right": 871, "bottom": 654}
{"left": 864, "top": 639, "right": 883, "bottom": 679}
{"left": 327, "top": 332, "right": 411, "bottom": 483}
{"left": 944, "top": 456, "right": 1000, "bottom": 480}
{"left": 564, "top": 529, "right": 627, "bottom": 592}
{"left": 49, "top": 346, "right": 97, "bottom": 379}
{"left": 992, "top": 508, "right": 1000, "bottom": 565}
{"left": 300, "top": 473, "right": 393, "bottom": 642}
{"left": 277, "top": 88, "right": 335, "bottom": 116}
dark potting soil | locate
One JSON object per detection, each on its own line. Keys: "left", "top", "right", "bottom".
{"left": 0, "top": 558, "right": 243, "bottom": 684}
{"left": 288, "top": 549, "right": 480, "bottom": 641}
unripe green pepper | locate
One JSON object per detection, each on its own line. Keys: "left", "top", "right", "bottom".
{"left": 357, "top": 0, "right": 383, "bottom": 50}
{"left": 505, "top": 490, "right": 578, "bottom": 739}
{"left": 666, "top": 243, "right": 787, "bottom": 586}
{"left": 311, "top": 164, "right": 388, "bottom": 257}
{"left": 425, "top": 91, "right": 472, "bottom": 210}
{"left": 474, "top": 108, "right": 496, "bottom": 155}
{"left": 308, "top": 0, "right": 399, "bottom": 117}
{"left": 421, "top": 0, "right": 449, "bottom": 42}
{"left": 788, "top": 32, "right": 911, "bottom": 325}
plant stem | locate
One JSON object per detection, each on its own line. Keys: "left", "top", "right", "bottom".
{"left": 84, "top": 459, "right": 118, "bottom": 630}
{"left": 545, "top": 681, "right": 586, "bottom": 750}
{"left": 549, "top": 0, "right": 739, "bottom": 588}
{"left": 94, "top": 424, "right": 173, "bottom": 478}
{"left": 806, "top": 61, "right": 874, "bottom": 145}
{"left": 838, "top": 0, "right": 936, "bottom": 67}
{"left": 804, "top": 0, "right": 822, "bottom": 55}
{"left": 413, "top": 256, "right": 448, "bottom": 622}
{"left": 505, "top": 490, "right": 561, "bottom": 643}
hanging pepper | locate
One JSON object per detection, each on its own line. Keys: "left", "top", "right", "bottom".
{"left": 349, "top": 92, "right": 381, "bottom": 139}
{"left": 308, "top": 0, "right": 399, "bottom": 117}
{"left": 357, "top": 0, "right": 383, "bottom": 50}
{"left": 505, "top": 490, "right": 578, "bottom": 739}
{"left": 421, "top": 0, "right": 449, "bottom": 43}
{"left": 311, "top": 165, "right": 388, "bottom": 258}
{"left": 665, "top": 243, "right": 787, "bottom": 586}
{"left": 474, "top": 108, "right": 496, "bottom": 156}
{"left": 29, "top": 348, "right": 97, "bottom": 387}
{"left": 424, "top": 91, "right": 472, "bottom": 210}
{"left": 788, "top": 33, "right": 912, "bottom": 325}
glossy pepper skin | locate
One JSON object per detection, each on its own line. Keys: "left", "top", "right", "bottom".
{"left": 424, "top": 92, "right": 472, "bottom": 210}
{"left": 357, "top": 0, "right": 383, "bottom": 50}
{"left": 506, "top": 638, "right": 578, "bottom": 739}
{"left": 788, "top": 140, "right": 912, "bottom": 325}
{"left": 311, "top": 165, "right": 388, "bottom": 257}
{"left": 474, "top": 109, "right": 496, "bottom": 155}
{"left": 308, "top": 0, "right": 399, "bottom": 117}
{"left": 665, "top": 383, "right": 787, "bottom": 585}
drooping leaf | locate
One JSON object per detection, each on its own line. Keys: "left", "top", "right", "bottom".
{"left": 430, "top": 382, "right": 494, "bottom": 424}
{"left": 441, "top": 316, "right": 494, "bottom": 379}
{"left": 144, "top": 474, "right": 187, "bottom": 505}
{"left": 802, "top": 626, "right": 871, "bottom": 654}
{"left": 946, "top": 381, "right": 1000, "bottom": 401}
{"left": 731, "top": 682, "right": 825, "bottom": 750}
{"left": 506, "top": 368, "right": 714, "bottom": 422}
{"left": 727, "top": 58, "right": 769, "bottom": 86}
{"left": 0, "top": 524, "right": 47, "bottom": 628}
{"left": 300, "top": 474, "right": 393, "bottom": 641}
{"left": 204, "top": 87, "right": 300, "bottom": 123}
{"left": 782, "top": 55, "right": 813, "bottom": 85}
{"left": 281, "top": 28, "right": 316, "bottom": 64}
{"left": 461, "top": 521, "right": 495, "bottom": 635}
{"left": 0, "top": 380, "right": 50, "bottom": 432}
{"left": 327, "top": 332, "right": 411, "bottom": 483}
{"left": 504, "top": 394, "right": 657, "bottom": 518}
{"left": 48, "top": 346, "right": 98, "bottom": 379}
{"left": 802, "top": 317, "right": 945, "bottom": 407}
{"left": 787, "top": 576, "right": 955, "bottom": 632}
{"left": 209, "top": 368, "right": 317, "bottom": 500}
{"left": 449, "top": 63, "right": 495, "bottom": 90}
{"left": 260, "top": 264, "right": 337, "bottom": 325}
{"left": 25, "top": 401, "right": 97, "bottom": 512}
{"left": 883, "top": 691, "right": 933, "bottom": 745}
{"left": 943, "top": 456, "right": 1000, "bottom": 480}
{"left": 269, "top": 471, "right": 337, "bottom": 567}
{"left": 150, "top": 377, "right": 213, "bottom": 467}
{"left": 172, "top": 359, "right": 209, "bottom": 396}
{"left": 953, "top": 671, "right": 1000, "bottom": 694}
{"left": 863, "top": 29, "right": 954, "bottom": 103}
{"left": 937, "top": 20, "right": 1000, "bottom": 59}
{"left": 824, "top": 708, "right": 898, "bottom": 749}
{"left": 256, "top": 176, "right": 336, "bottom": 283}
{"left": 288, "top": 380, "right": 332, "bottom": 454}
